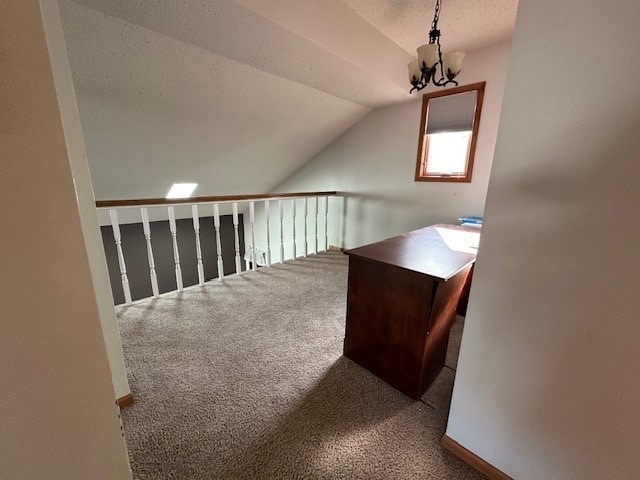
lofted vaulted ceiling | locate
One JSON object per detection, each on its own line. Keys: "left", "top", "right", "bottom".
{"left": 59, "top": 0, "right": 517, "bottom": 200}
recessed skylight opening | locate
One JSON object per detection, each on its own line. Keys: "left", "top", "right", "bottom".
{"left": 166, "top": 183, "right": 198, "bottom": 199}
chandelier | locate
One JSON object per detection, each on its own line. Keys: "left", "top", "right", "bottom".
{"left": 408, "top": 0, "right": 465, "bottom": 93}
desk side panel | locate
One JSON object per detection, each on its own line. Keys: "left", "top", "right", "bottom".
{"left": 344, "top": 256, "right": 434, "bottom": 399}
{"left": 419, "top": 265, "right": 473, "bottom": 393}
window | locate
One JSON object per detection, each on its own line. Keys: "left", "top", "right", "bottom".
{"left": 422, "top": 130, "right": 472, "bottom": 177}
{"left": 415, "top": 82, "right": 485, "bottom": 183}
{"left": 166, "top": 183, "right": 198, "bottom": 199}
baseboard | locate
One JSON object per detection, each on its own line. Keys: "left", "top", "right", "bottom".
{"left": 442, "top": 435, "right": 513, "bottom": 480}
{"left": 328, "top": 245, "right": 345, "bottom": 252}
{"left": 116, "top": 393, "right": 134, "bottom": 409}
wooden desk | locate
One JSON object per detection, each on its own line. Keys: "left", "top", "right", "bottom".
{"left": 343, "top": 224, "right": 479, "bottom": 400}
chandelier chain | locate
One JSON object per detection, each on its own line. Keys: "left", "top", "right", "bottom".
{"left": 431, "top": 0, "right": 441, "bottom": 32}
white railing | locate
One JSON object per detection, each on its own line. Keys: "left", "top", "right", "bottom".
{"left": 96, "top": 191, "right": 341, "bottom": 305}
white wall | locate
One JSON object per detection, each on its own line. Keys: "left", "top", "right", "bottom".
{"left": 268, "top": 41, "right": 512, "bottom": 250}
{"left": 447, "top": 1, "right": 640, "bottom": 479}
{"left": 0, "top": 1, "right": 131, "bottom": 478}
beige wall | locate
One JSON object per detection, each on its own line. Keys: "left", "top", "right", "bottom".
{"left": 447, "top": 1, "right": 640, "bottom": 478}
{"left": 269, "top": 41, "right": 511, "bottom": 249}
{"left": 0, "top": 1, "right": 131, "bottom": 478}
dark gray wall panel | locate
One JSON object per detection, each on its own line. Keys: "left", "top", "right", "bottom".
{"left": 101, "top": 215, "right": 244, "bottom": 304}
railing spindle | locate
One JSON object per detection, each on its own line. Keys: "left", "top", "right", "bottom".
{"left": 303, "top": 197, "right": 308, "bottom": 257}
{"left": 109, "top": 209, "right": 132, "bottom": 304}
{"left": 325, "top": 196, "right": 329, "bottom": 251}
{"left": 314, "top": 197, "right": 319, "bottom": 254}
{"left": 232, "top": 202, "right": 242, "bottom": 274}
{"left": 291, "top": 199, "right": 297, "bottom": 259}
{"left": 167, "top": 206, "right": 184, "bottom": 291}
{"left": 140, "top": 207, "right": 160, "bottom": 298}
{"left": 213, "top": 204, "right": 224, "bottom": 278}
{"left": 265, "top": 200, "right": 271, "bottom": 267}
{"left": 279, "top": 200, "right": 284, "bottom": 263}
{"left": 192, "top": 205, "right": 205, "bottom": 286}
{"left": 249, "top": 201, "right": 257, "bottom": 271}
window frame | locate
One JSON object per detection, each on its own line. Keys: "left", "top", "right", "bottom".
{"left": 414, "top": 81, "right": 485, "bottom": 183}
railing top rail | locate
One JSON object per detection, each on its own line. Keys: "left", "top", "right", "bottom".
{"left": 96, "top": 191, "right": 339, "bottom": 209}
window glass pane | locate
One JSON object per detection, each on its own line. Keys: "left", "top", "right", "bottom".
{"left": 424, "top": 131, "right": 471, "bottom": 175}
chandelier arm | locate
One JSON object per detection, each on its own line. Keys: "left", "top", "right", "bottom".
{"left": 432, "top": 76, "right": 446, "bottom": 87}
{"left": 433, "top": 77, "right": 458, "bottom": 88}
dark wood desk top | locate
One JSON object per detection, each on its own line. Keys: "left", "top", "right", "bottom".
{"left": 344, "top": 224, "right": 480, "bottom": 281}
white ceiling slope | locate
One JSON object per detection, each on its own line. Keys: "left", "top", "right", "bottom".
{"left": 60, "top": 0, "right": 370, "bottom": 200}
{"left": 65, "top": 0, "right": 413, "bottom": 108}
{"left": 59, "top": 0, "right": 516, "bottom": 200}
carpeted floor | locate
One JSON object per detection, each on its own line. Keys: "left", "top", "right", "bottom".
{"left": 116, "top": 252, "right": 485, "bottom": 479}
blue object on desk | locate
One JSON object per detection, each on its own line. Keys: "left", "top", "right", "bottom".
{"left": 458, "top": 216, "right": 483, "bottom": 225}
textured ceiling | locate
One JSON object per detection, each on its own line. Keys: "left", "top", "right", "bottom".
{"left": 340, "top": 0, "right": 519, "bottom": 54}
{"left": 65, "top": 0, "right": 414, "bottom": 108}
{"left": 59, "top": 0, "right": 516, "bottom": 200}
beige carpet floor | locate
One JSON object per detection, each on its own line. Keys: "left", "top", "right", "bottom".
{"left": 116, "top": 252, "right": 485, "bottom": 479}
